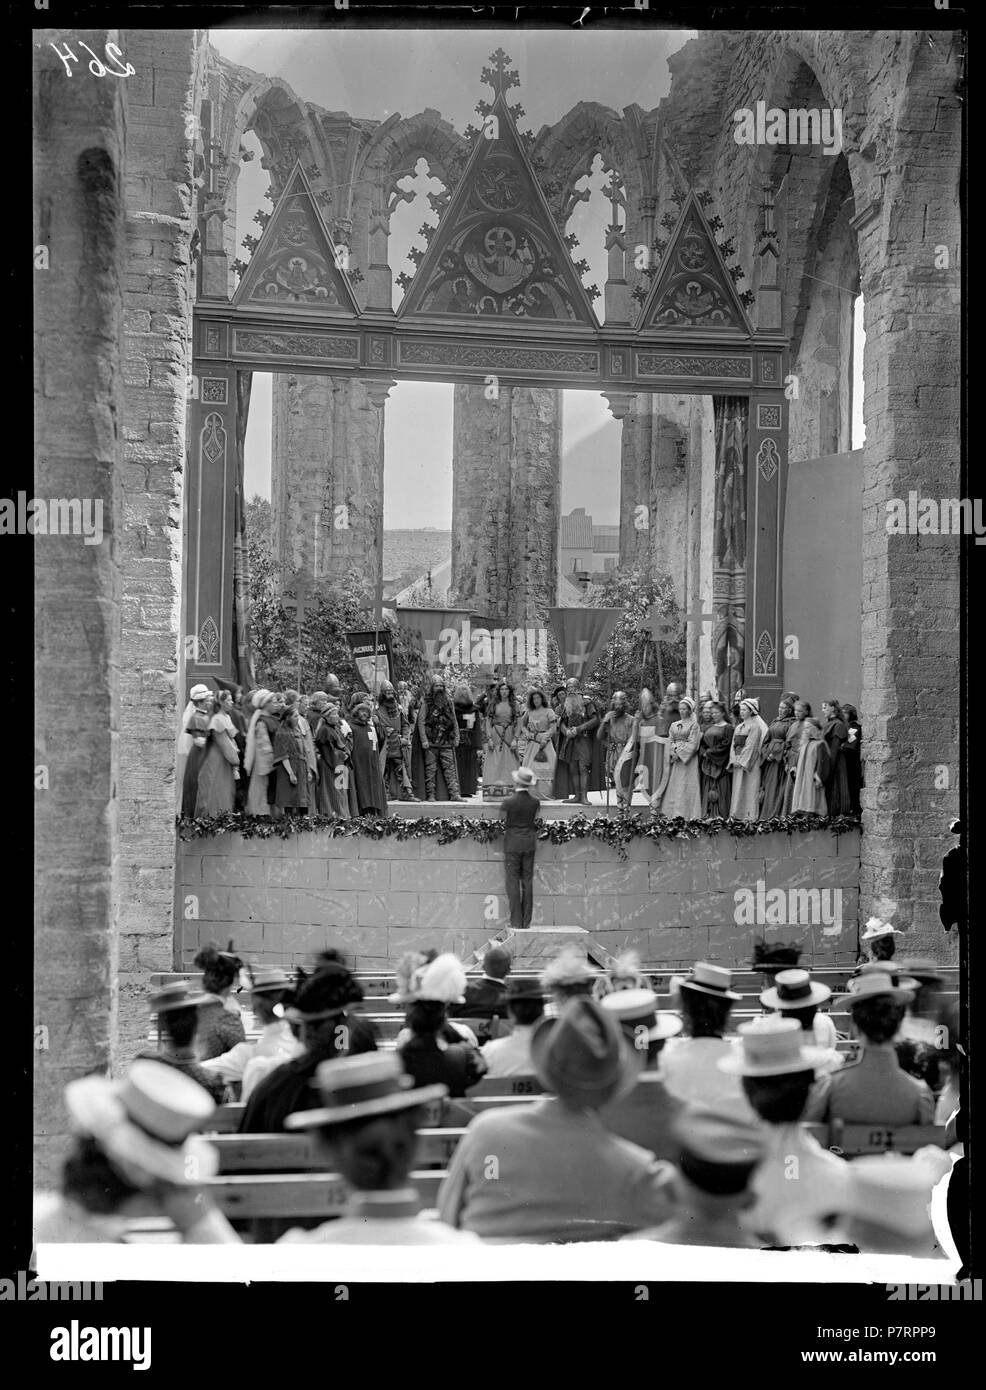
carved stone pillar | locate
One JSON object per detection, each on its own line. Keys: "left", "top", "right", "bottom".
{"left": 367, "top": 206, "right": 393, "bottom": 312}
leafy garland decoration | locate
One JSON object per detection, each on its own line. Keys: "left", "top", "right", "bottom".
{"left": 177, "top": 811, "right": 860, "bottom": 862}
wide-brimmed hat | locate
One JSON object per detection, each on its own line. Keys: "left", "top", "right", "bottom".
{"left": 285, "top": 1052, "right": 447, "bottom": 1130}
{"left": 834, "top": 973, "right": 915, "bottom": 1009}
{"left": 674, "top": 961, "right": 742, "bottom": 1002}
{"left": 718, "top": 1016, "right": 829, "bottom": 1077}
{"left": 529, "top": 997, "right": 637, "bottom": 1109}
{"left": 506, "top": 977, "right": 545, "bottom": 1002}
{"left": 189, "top": 684, "right": 211, "bottom": 702}
{"left": 760, "top": 968, "right": 832, "bottom": 1011}
{"left": 148, "top": 981, "right": 211, "bottom": 1015}
{"left": 855, "top": 961, "right": 920, "bottom": 992}
{"left": 899, "top": 958, "right": 944, "bottom": 984}
{"left": 251, "top": 688, "right": 274, "bottom": 710}
{"left": 285, "top": 960, "right": 363, "bottom": 1023}
{"left": 249, "top": 965, "right": 296, "bottom": 996}
{"left": 64, "top": 1061, "right": 219, "bottom": 1187}
{"left": 846, "top": 1156, "right": 938, "bottom": 1238}
{"left": 601, "top": 987, "right": 682, "bottom": 1042}
{"left": 673, "top": 1106, "right": 765, "bottom": 1183}
{"left": 861, "top": 917, "right": 903, "bottom": 941}
{"left": 407, "top": 953, "right": 467, "bottom": 1005}
{"left": 512, "top": 766, "right": 537, "bottom": 788}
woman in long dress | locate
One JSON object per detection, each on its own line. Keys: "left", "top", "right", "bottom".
{"left": 483, "top": 682, "right": 520, "bottom": 799}
{"left": 245, "top": 690, "right": 281, "bottom": 817}
{"left": 820, "top": 698, "right": 852, "bottom": 815}
{"left": 728, "top": 697, "right": 769, "bottom": 820}
{"left": 651, "top": 696, "right": 702, "bottom": 820}
{"left": 759, "top": 695, "right": 797, "bottom": 819}
{"left": 699, "top": 700, "right": 734, "bottom": 817}
{"left": 791, "top": 718, "right": 831, "bottom": 814}
{"left": 841, "top": 703, "right": 864, "bottom": 816}
{"left": 781, "top": 700, "right": 810, "bottom": 815}
{"left": 178, "top": 686, "right": 213, "bottom": 818}
{"left": 453, "top": 683, "right": 482, "bottom": 799}
{"left": 311, "top": 697, "right": 351, "bottom": 817}
{"left": 195, "top": 706, "right": 242, "bottom": 816}
{"left": 271, "top": 707, "right": 310, "bottom": 818}
{"left": 517, "top": 688, "right": 558, "bottom": 801}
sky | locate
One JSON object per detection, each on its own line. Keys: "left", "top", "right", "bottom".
{"left": 213, "top": 26, "right": 692, "bottom": 526}
{"left": 217, "top": 26, "right": 864, "bottom": 526}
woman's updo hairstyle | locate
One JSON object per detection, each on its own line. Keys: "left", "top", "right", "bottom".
{"left": 194, "top": 941, "right": 242, "bottom": 995}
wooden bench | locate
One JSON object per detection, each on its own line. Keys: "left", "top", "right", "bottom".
{"left": 826, "top": 1121, "right": 949, "bottom": 1157}
{"left": 200, "top": 1169, "right": 445, "bottom": 1219}
{"left": 207, "top": 1128, "right": 467, "bottom": 1173}
{"left": 207, "top": 1093, "right": 471, "bottom": 1135}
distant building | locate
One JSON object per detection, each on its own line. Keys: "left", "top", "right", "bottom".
{"left": 558, "top": 507, "right": 621, "bottom": 587}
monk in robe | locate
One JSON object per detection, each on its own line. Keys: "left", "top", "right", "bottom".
{"left": 349, "top": 699, "right": 388, "bottom": 815}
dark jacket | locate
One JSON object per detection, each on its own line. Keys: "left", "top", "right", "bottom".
{"left": 239, "top": 1017, "right": 379, "bottom": 1134}
{"left": 500, "top": 789, "right": 541, "bottom": 852}
{"left": 459, "top": 976, "right": 509, "bottom": 1019}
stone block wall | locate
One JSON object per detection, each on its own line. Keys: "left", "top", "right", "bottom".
{"left": 168, "top": 818, "right": 921, "bottom": 974}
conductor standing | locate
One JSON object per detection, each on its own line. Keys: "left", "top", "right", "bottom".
{"left": 500, "top": 765, "right": 541, "bottom": 930}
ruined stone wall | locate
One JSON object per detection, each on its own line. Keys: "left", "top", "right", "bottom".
{"left": 34, "top": 30, "right": 126, "bottom": 1183}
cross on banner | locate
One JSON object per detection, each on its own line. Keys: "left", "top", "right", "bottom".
{"left": 566, "top": 640, "right": 592, "bottom": 676}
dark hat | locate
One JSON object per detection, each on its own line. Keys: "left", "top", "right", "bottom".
{"left": 507, "top": 976, "right": 544, "bottom": 1001}
{"left": 529, "top": 997, "right": 637, "bottom": 1110}
{"left": 483, "top": 946, "right": 512, "bottom": 980}
{"left": 286, "top": 960, "right": 363, "bottom": 1023}
{"left": 673, "top": 1107, "right": 765, "bottom": 1194}
{"left": 148, "top": 981, "right": 211, "bottom": 1015}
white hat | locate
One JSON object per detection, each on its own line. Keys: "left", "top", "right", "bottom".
{"left": 834, "top": 972, "right": 916, "bottom": 1008}
{"left": 251, "top": 688, "right": 274, "bottom": 710}
{"left": 861, "top": 916, "right": 903, "bottom": 941}
{"left": 674, "top": 961, "right": 741, "bottom": 1002}
{"left": 64, "top": 1061, "right": 218, "bottom": 1188}
{"left": 512, "top": 766, "right": 537, "bottom": 788}
{"left": 286, "top": 1052, "right": 447, "bottom": 1130}
{"left": 718, "top": 1016, "right": 829, "bottom": 1077}
{"left": 601, "top": 987, "right": 682, "bottom": 1042}
{"left": 189, "top": 684, "right": 211, "bottom": 702}
{"left": 412, "top": 953, "right": 468, "bottom": 1005}
{"left": 760, "top": 968, "right": 832, "bottom": 1011}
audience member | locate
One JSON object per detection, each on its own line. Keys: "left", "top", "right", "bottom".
{"left": 397, "top": 954, "right": 487, "bottom": 1096}
{"left": 481, "top": 978, "right": 545, "bottom": 1077}
{"left": 860, "top": 916, "right": 902, "bottom": 962}
{"left": 279, "top": 1054, "right": 479, "bottom": 1245}
{"left": 759, "top": 968, "right": 842, "bottom": 1069}
{"left": 719, "top": 1016, "right": 852, "bottom": 1246}
{"left": 660, "top": 963, "right": 752, "bottom": 1118}
{"left": 438, "top": 998, "right": 675, "bottom": 1242}
{"left": 459, "top": 946, "right": 512, "bottom": 1018}
{"left": 135, "top": 982, "right": 227, "bottom": 1102}
{"left": 621, "top": 1109, "right": 766, "bottom": 1248}
{"left": 201, "top": 966, "right": 302, "bottom": 1100}
{"left": 193, "top": 943, "right": 246, "bottom": 1059}
{"left": 598, "top": 988, "right": 683, "bottom": 1158}
{"left": 804, "top": 973, "right": 935, "bottom": 1126}
{"left": 541, "top": 944, "right": 599, "bottom": 1016}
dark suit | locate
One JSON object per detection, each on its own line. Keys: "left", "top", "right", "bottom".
{"left": 501, "top": 790, "right": 540, "bottom": 929}
{"left": 459, "top": 976, "right": 509, "bottom": 1019}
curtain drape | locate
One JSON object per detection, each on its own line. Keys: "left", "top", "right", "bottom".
{"left": 232, "top": 370, "right": 256, "bottom": 690}
{"left": 711, "top": 395, "right": 749, "bottom": 707}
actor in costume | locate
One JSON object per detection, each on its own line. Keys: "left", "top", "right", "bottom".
{"left": 558, "top": 678, "right": 601, "bottom": 805}
{"left": 517, "top": 687, "right": 558, "bottom": 801}
{"left": 178, "top": 684, "right": 213, "bottom": 818}
{"left": 821, "top": 698, "right": 852, "bottom": 816}
{"left": 699, "top": 699, "right": 734, "bottom": 817}
{"left": 452, "top": 682, "right": 482, "bottom": 799}
{"left": 349, "top": 698, "right": 388, "bottom": 814}
{"left": 417, "top": 675, "right": 462, "bottom": 802}
{"left": 781, "top": 699, "right": 811, "bottom": 815}
{"left": 728, "top": 696, "right": 769, "bottom": 819}
{"left": 483, "top": 680, "right": 520, "bottom": 799}
{"left": 311, "top": 695, "right": 351, "bottom": 817}
{"left": 651, "top": 695, "right": 702, "bottom": 820}
{"left": 790, "top": 718, "right": 830, "bottom": 814}
{"left": 376, "top": 680, "right": 416, "bottom": 801}
{"left": 626, "top": 687, "right": 663, "bottom": 801}
{"left": 841, "top": 703, "right": 864, "bottom": 816}
{"left": 244, "top": 689, "right": 281, "bottom": 817}
{"left": 195, "top": 700, "right": 241, "bottom": 816}
{"left": 759, "top": 694, "right": 797, "bottom": 819}
{"left": 271, "top": 705, "right": 311, "bottom": 817}
{"left": 598, "top": 690, "right": 635, "bottom": 808}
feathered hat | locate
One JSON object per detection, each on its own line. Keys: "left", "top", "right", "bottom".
{"left": 412, "top": 953, "right": 468, "bottom": 1005}
{"left": 541, "top": 944, "right": 598, "bottom": 994}
{"left": 388, "top": 950, "right": 433, "bottom": 1005}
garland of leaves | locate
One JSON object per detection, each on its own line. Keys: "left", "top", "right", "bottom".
{"left": 177, "top": 811, "right": 860, "bottom": 862}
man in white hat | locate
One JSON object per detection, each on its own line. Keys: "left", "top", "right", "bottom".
{"left": 621, "top": 1108, "right": 766, "bottom": 1249}
{"left": 760, "top": 969, "right": 842, "bottom": 1073}
{"left": 718, "top": 1016, "right": 852, "bottom": 1246}
{"left": 659, "top": 963, "right": 754, "bottom": 1119}
{"left": 200, "top": 966, "right": 303, "bottom": 1100}
{"left": 437, "top": 997, "right": 675, "bottom": 1242}
{"left": 499, "top": 763, "right": 542, "bottom": 929}
{"left": 278, "top": 1054, "right": 480, "bottom": 1245}
{"left": 598, "top": 988, "right": 683, "bottom": 1158}
{"left": 804, "top": 972, "right": 935, "bottom": 1126}
{"left": 33, "top": 1062, "right": 237, "bottom": 1244}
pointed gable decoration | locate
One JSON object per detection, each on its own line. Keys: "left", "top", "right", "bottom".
{"left": 398, "top": 55, "right": 599, "bottom": 326}
{"left": 638, "top": 190, "right": 753, "bottom": 335}
{"left": 232, "top": 163, "right": 361, "bottom": 315}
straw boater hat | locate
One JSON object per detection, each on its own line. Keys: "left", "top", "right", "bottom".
{"left": 530, "top": 997, "right": 638, "bottom": 1109}
{"left": 601, "top": 987, "right": 682, "bottom": 1042}
{"left": 834, "top": 972, "right": 916, "bottom": 1009}
{"left": 248, "top": 965, "right": 296, "bottom": 995}
{"left": 147, "top": 981, "right": 212, "bottom": 1015}
{"left": 64, "top": 1060, "right": 219, "bottom": 1187}
{"left": 899, "top": 958, "right": 945, "bottom": 985}
{"left": 718, "top": 1016, "right": 829, "bottom": 1077}
{"left": 673, "top": 961, "right": 742, "bottom": 1002}
{"left": 861, "top": 916, "right": 903, "bottom": 941}
{"left": 855, "top": 961, "right": 920, "bottom": 993}
{"left": 285, "top": 1052, "right": 447, "bottom": 1130}
{"left": 760, "top": 968, "right": 832, "bottom": 1011}
{"left": 512, "top": 766, "right": 537, "bottom": 788}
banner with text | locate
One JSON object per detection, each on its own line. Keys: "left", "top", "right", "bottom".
{"left": 346, "top": 630, "right": 395, "bottom": 695}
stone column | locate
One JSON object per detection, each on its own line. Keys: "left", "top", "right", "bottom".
{"left": 610, "top": 392, "right": 647, "bottom": 572}
{"left": 450, "top": 384, "right": 560, "bottom": 625}
{"left": 272, "top": 374, "right": 389, "bottom": 605}
{"left": 647, "top": 396, "right": 692, "bottom": 605}
{"left": 34, "top": 28, "right": 126, "bottom": 1184}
